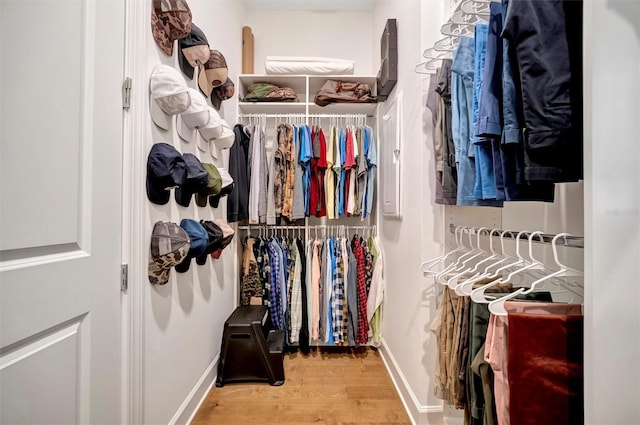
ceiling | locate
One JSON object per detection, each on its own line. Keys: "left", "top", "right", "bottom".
{"left": 244, "top": 0, "right": 376, "bottom": 11}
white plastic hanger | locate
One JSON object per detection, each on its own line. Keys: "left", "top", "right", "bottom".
{"left": 488, "top": 233, "right": 584, "bottom": 315}
{"left": 469, "top": 230, "right": 536, "bottom": 303}
{"left": 435, "top": 227, "right": 479, "bottom": 284}
{"left": 421, "top": 225, "right": 464, "bottom": 274}
{"left": 456, "top": 229, "right": 516, "bottom": 296}
{"left": 445, "top": 227, "right": 491, "bottom": 289}
{"left": 451, "top": 228, "right": 502, "bottom": 290}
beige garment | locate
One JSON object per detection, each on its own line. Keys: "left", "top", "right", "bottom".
{"left": 311, "top": 239, "right": 322, "bottom": 340}
{"left": 484, "top": 301, "right": 583, "bottom": 425}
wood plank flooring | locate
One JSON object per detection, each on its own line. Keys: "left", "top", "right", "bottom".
{"left": 192, "top": 347, "right": 412, "bottom": 425}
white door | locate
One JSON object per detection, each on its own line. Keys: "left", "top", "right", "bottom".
{"left": 0, "top": 0, "right": 125, "bottom": 423}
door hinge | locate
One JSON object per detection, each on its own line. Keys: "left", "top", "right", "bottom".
{"left": 121, "top": 264, "right": 128, "bottom": 291}
{"left": 122, "top": 77, "right": 132, "bottom": 110}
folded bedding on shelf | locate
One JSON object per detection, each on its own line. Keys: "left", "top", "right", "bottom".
{"left": 265, "top": 56, "right": 355, "bottom": 75}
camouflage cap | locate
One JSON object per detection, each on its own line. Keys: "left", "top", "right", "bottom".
{"left": 148, "top": 221, "right": 190, "bottom": 285}
{"left": 151, "top": 0, "right": 193, "bottom": 56}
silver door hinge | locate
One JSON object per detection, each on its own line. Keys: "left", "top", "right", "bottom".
{"left": 122, "top": 77, "right": 132, "bottom": 110}
{"left": 121, "top": 264, "right": 128, "bottom": 291}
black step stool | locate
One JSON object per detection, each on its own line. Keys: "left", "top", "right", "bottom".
{"left": 216, "top": 305, "right": 285, "bottom": 387}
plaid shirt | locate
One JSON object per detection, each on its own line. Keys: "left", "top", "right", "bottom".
{"left": 267, "top": 241, "right": 284, "bottom": 330}
{"left": 256, "top": 239, "right": 271, "bottom": 306}
{"left": 331, "top": 238, "right": 345, "bottom": 343}
{"left": 353, "top": 236, "right": 370, "bottom": 345}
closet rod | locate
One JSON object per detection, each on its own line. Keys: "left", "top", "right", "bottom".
{"left": 238, "top": 224, "right": 376, "bottom": 230}
{"left": 449, "top": 224, "right": 584, "bottom": 248}
{"left": 237, "top": 113, "right": 374, "bottom": 118}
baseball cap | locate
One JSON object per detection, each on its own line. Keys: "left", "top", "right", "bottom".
{"left": 208, "top": 167, "right": 234, "bottom": 208}
{"left": 147, "top": 143, "right": 187, "bottom": 205}
{"left": 210, "top": 219, "right": 234, "bottom": 259}
{"left": 178, "top": 23, "right": 210, "bottom": 79}
{"left": 175, "top": 219, "right": 208, "bottom": 273}
{"left": 177, "top": 88, "right": 210, "bottom": 142}
{"left": 151, "top": 0, "right": 192, "bottom": 56}
{"left": 175, "top": 153, "right": 209, "bottom": 207}
{"left": 148, "top": 221, "right": 190, "bottom": 285}
{"left": 199, "top": 117, "right": 235, "bottom": 150}
{"left": 149, "top": 64, "right": 190, "bottom": 130}
{"left": 195, "top": 220, "right": 224, "bottom": 265}
{"left": 195, "top": 163, "right": 222, "bottom": 207}
{"left": 198, "top": 50, "right": 228, "bottom": 98}
{"left": 210, "top": 78, "right": 235, "bottom": 111}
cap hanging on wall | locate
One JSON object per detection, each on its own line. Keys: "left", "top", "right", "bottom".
{"left": 150, "top": 0, "right": 192, "bottom": 56}
{"left": 178, "top": 23, "right": 210, "bottom": 79}
{"left": 149, "top": 64, "right": 190, "bottom": 130}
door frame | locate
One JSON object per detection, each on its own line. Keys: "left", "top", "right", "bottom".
{"left": 121, "top": 0, "right": 150, "bottom": 423}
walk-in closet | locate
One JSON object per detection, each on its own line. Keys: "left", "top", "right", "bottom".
{"left": 1, "top": 0, "right": 638, "bottom": 424}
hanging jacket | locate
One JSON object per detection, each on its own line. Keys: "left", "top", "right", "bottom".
{"left": 227, "top": 124, "right": 250, "bottom": 222}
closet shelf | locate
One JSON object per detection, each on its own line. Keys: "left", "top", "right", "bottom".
{"left": 238, "top": 101, "right": 306, "bottom": 114}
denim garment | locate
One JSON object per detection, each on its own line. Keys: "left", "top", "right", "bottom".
{"left": 477, "top": 2, "right": 503, "bottom": 139}
{"left": 451, "top": 37, "right": 478, "bottom": 206}
{"left": 502, "top": 0, "right": 583, "bottom": 182}
{"left": 472, "top": 23, "right": 499, "bottom": 202}
{"left": 435, "top": 59, "right": 458, "bottom": 200}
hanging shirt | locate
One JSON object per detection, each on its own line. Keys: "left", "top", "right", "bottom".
{"left": 331, "top": 238, "right": 345, "bottom": 344}
{"left": 257, "top": 126, "right": 268, "bottom": 223}
{"left": 267, "top": 240, "right": 283, "bottom": 330}
{"left": 326, "top": 238, "right": 335, "bottom": 345}
{"left": 367, "top": 237, "right": 384, "bottom": 347}
{"left": 353, "top": 236, "right": 369, "bottom": 345}
{"left": 291, "top": 125, "right": 306, "bottom": 220}
{"left": 249, "top": 124, "right": 261, "bottom": 224}
{"left": 326, "top": 126, "right": 336, "bottom": 220}
{"left": 299, "top": 125, "right": 313, "bottom": 217}
{"left": 365, "top": 126, "right": 377, "bottom": 218}
{"left": 311, "top": 238, "right": 322, "bottom": 340}
{"left": 289, "top": 240, "right": 303, "bottom": 343}
{"left": 266, "top": 143, "right": 277, "bottom": 225}
{"left": 274, "top": 124, "right": 292, "bottom": 217}
{"left": 227, "top": 124, "right": 250, "bottom": 222}
{"left": 337, "top": 127, "right": 346, "bottom": 217}
{"left": 333, "top": 128, "right": 343, "bottom": 219}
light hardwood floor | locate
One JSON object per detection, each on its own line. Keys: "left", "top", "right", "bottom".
{"left": 192, "top": 347, "right": 412, "bottom": 425}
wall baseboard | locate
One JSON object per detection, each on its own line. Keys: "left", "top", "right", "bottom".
{"left": 378, "top": 339, "right": 444, "bottom": 425}
{"left": 169, "top": 355, "right": 219, "bottom": 425}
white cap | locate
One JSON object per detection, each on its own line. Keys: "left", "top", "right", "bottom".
{"left": 149, "top": 65, "right": 190, "bottom": 130}
{"left": 197, "top": 106, "right": 224, "bottom": 142}
{"left": 213, "top": 120, "right": 235, "bottom": 150}
{"left": 176, "top": 88, "right": 210, "bottom": 142}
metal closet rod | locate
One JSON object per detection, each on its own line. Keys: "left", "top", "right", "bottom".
{"left": 238, "top": 224, "right": 376, "bottom": 230}
{"left": 449, "top": 224, "right": 584, "bottom": 248}
{"left": 237, "top": 113, "right": 374, "bottom": 118}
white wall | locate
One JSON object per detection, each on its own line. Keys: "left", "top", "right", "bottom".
{"left": 242, "top": 10, "right": 374, "bottom": 75}
{"left": 583, "top": 1, "right": 640, "bottom": 423}
{"left": 126, "top": 1, "right": 245, "bottom": 423}
{"left": 371, "top": 0, "right": 448, "bottom": 423}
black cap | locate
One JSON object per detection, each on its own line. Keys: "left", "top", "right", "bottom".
{"left": 209, "top": 182, "right": 234, "bottom": 208}
{"left": 195, "top": 220, "right": 224, "bottom": 265}
{"left": 146, "top": 143, "right": 187, "bottom": 205}
{"left": 175, "top": 153, "right": 209, "bottom": 207}
{"left": 178, "top": 24, "right": 210, "bottom": 79}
